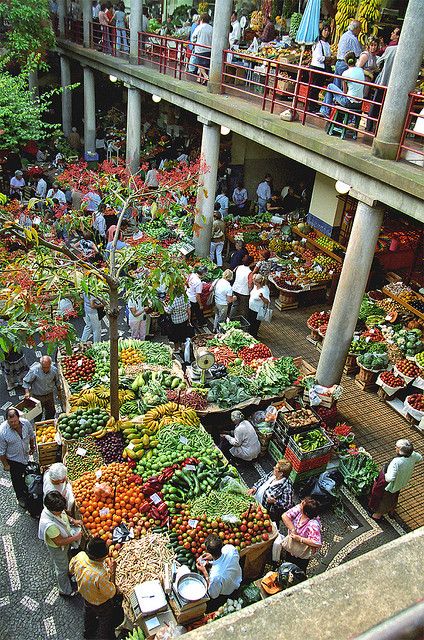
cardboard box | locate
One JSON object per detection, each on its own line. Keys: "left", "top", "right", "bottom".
{"left": 15, "top": 397, "right": 42, "bottom": 421}
{"left": 140, "top": 608, "right": 176, "bottom": 638}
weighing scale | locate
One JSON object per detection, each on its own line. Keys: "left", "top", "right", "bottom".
{"left": 128, "top": 580, "right": 168, "bottom": 624}
{"left": 195, "top": 348, "right": 215, "bottom": 387}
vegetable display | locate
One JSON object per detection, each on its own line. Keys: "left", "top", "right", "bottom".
{"left": 283, "top": 408, "right": 319, "bottom": 429}
{"left": 339, "top": 452, "right": 379, "bottom": 495}
{"left": 357, "top": 352, "right": 388, "bottom": 371}
{"left": 292, "top": 429, "right": 328, "bottom": 452}
{"left": 58, "top": 407, "right": 110, "bottom": 440}
{"left": 379, "top": 371, "right": 405, "bottom": 388}
{"left": 207, "top": 376, "right": 252, "bottom": 408}
{"left": 189, "top": 490, "right": 254, "bottom": 520}
{"left": 393, "top": 329, "right": 423, "bottom": 357}
{"left": 65, "top": 436, "right": 104, "bottom": 480}
{"left": 95, "top": 431, "right": 126, "bottom": 464}
{"left": 115, "top": 534, "right": 175, "bottom": 595}
{"left": 208, "top": 327, "right": 258, "bottom": 352}
{"left": 238, "top": 343, "right": 272, "bottom": 364}
{"left": 165, "top": 389, "right": 208, "bottom": 410}
{"left": 416, "top": 352, "right": 424, "bottom": 368}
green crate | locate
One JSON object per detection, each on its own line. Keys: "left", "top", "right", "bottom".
{"left": 268, "top": 440, "right": 286, "bottom": 463}
{"left": 289, "top": 464, "right": 327, "bottom": 484}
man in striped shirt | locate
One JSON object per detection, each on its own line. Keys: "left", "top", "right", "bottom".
{"left": 70, "top": 538, "right": 118, "bottom": 639}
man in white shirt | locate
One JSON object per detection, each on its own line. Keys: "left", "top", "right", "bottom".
{"left": 46, "top": 182, "right": 67, "bottom": 204}
{"left": 229, "top": 11, "right": 241, "bottom": 48}
{"left": 256, "top": 174, "right": 272, "bottom": 213}
{"left": 196, "top": 534, "right": 242, "bottom": 606}
{"left": 187, "top": 266, "right": 207, "bottom": 327}
{"left": 213, "top": 269, "right": 236, "bottom": 332}
{"left": 145, "top": 163, "right": 159, "bottom": 188}
{"left": 9, "top": 170, "right": 25, "bottom": 199}
{"left": 35, "top": 175, "right": 47, "bottom": 199}
{"left": 221, "top": 410, "right": 261, "bottom": 461}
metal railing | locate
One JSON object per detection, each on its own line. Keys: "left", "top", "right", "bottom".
{"left": 396, "top": 92, "right": 424, "bottom": 166}
{"left": 89, "top": 21, "right": 130, "bottom": 58}
{"left": 138, "top": 31, "right": 211, "bottom": 83}
{"left": 221, "top": 49, "right": 387, "bottom": 139}
{"left": 65, "top": 18, "right": 83, "bottom": 45}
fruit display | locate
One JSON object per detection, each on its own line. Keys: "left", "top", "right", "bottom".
{"left": 65, "top": 436, "right": 104, "bottom": 480}
{"left": 36, "top": 421, "right": 56, "bottom": 443}
{"left": 349, "top": 338, "right": 387, "bottom": 355}
{"left": 357, "top": 0, "right": 382, "bottom": 45}
{"left": 249, "top": 10, "right": 265, "bottom": 31}
{"left": 416, "top": 352, "right": 424, "bottom": 368}
{"left": 406, "top": 394, "right": 424, "bottom": 412}
{"left": 119, "top": 348, "right": 144, "bottom": 366}
{"left": 292, "top": 429, "right": 328, "bottom": 452}
{"left": 289, "top": 12, "right": 302, "bottom": 38}
{"left": 69, "top": 386, "right": 136, "bottom": 411}
{"left": 307, "top": 311, "right": 331, "bottom": 330}
{"left": 62, "top": 354, "right": 96, "bottom": 385}
{"left": 379, "top": 371, "right": 405, "bottom": 389}
{"left": 335, "top": 0, "right": 360, "bottom": 43}
{"left": 95, "top": 431, "right": 126, "bottom": 464}
{"left": 357, "top": 352, "right": 388, "bottom": 371}
{"left": 58, "top": 407, "right": 110, "bottom": 440}
{"left": 394, "top": 359, "right": 421, "bottom": 380}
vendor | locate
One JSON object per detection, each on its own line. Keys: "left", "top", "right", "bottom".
{"left": 248, "top": 459, "right": 293, "bottom": 524}
{"left": 266, "top": 191, "right": 285, "bottom": 218}
{"left": 196, "top": 534, "right": 242, "bottom": 610}
{"left": 229, "top": 240, "right": 249, "bottom": 270}
{"left": 220, "top": 411, "right": 261, "bottom": 462}
{"left": 43, "top": 462, "right": 75, "bottom": 513}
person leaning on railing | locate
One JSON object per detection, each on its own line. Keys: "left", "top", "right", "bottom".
{"left": 308, "top": 23, "right": 332, "bottom": 113}
{"left": 318, "top": 51, "right": 365, "bottom": 122}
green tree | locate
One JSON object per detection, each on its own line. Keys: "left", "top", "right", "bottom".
{"left": 0, "top": 0, "right": 55, "bottom": 64}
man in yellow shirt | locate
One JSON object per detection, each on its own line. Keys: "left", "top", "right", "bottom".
{"left": 69, "top": 538, "right": 118, "bottom": 639}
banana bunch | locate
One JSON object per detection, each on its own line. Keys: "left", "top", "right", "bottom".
{"left": 92, "top": 416, "right": 119, "bottom": 438}
{"left": 357, "top": 0, "right": 381, "bottom": 44}
{"left": 334, "top": 0, "right": 359, "bottom": 43}
{"left": 250, "top": 10, "right": 264, "bottom": 32}
{"left": 143, "top": 403, "right": 200, "bottom": 432}
{"left": 125, "top": 627, "right": 144, "bottom": 640}
{"left": 69, "top": 388, "right": 109, "bottom": 410}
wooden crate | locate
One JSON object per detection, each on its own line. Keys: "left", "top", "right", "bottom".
{"left": 344, "top": 353, "right": 359, "bottom": 375}
{"left": 36, "top": 419, "right": 62, "bottom": 467}
{"left": 302, "top": 389, "right": 336, "bottom": 408}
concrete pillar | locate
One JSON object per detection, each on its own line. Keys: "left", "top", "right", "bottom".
{"left": 193, "top": 119, "right": 221, "bottom": 257}
{"left": 208, "top": 0, "right": 232, "bottom": 94}
{"left": 126, "top": 86, "right": 142, "bottom": 173}
{"left": 83, "top": 66, "right": 96, "bottom": 155}
{"left": 372, "top": 0, "right": 424, "bottom": 160}
{"left": 130, "top": 0, "right": 142, "bottom": 64}
{"left": 316, "top": 199, "right": 384, "bottom": 386}
{"left": 82, "top": 0, "right": 91, "bottom": 47}
{"left": 28, "top": 70, "right": 39, "bottom": 97}
{"left": 58, "top": 0, "right": 66, "bottom": 36}
{"left": 60, "top": 56, "right": 72, "bottom": 137}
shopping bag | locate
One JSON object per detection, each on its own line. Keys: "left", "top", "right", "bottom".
{"left": 281, "top": 534, "right": 312, "bottom": 559}
{"left": 257, "top": 304, "right": 273, "bottom": 322}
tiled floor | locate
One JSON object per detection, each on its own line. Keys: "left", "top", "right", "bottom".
{"left": 258, "top": 302, "right": 424, "bottom": 532}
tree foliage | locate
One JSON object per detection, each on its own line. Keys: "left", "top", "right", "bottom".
{"left": 0, "top": 0, "right": 55, "bottom": 64}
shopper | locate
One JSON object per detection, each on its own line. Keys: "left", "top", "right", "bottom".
{"left": 38, "top": 491, "right": 82, "bottom": 597}
{"left": 166, "top": 294, "right": 192, "bottom": 353}
{"left": 46, "top": 182, "right": 67, "bottom": 205}
{"left": 213, "top": 269, "right": 236, "bottom": 332}
{"left": 92, "top": 206, "right": 107, "bottom": 244}
{"left": 113, "top": 2, "right": 128, "bottom": 53}
{"left": 248, "top": 459, "right": 293, "bottom": 524}
{"left": 280, "top": 498, "right": 322, "bottom": 573}
{"left": 68, "top": 127, "right": 82, "bottom": 151}
{"left": 187, "top": 266, "right": 207, "bottom": 328}
{"left": 365, "top": 45, "right": 397, "bottom": 133}
{"left": 308, "top": 24, "right": 332, "bottom": 112}
{"left": 145, "top": 161, "right": 159, "bottom": 188}
{"left": 357, "top": 37, "right": 379, "bottom": 81}
{"left": 215, "top": 187, "right": 229, "bottom": 218}
{"left": 256, "top": 174, "right": 272, "bottom": 213}
{"left": 0, "top": 408, "right": 35, "bottom": 508}
{"left": 9, "top": 170, "right": 26, "bottom": 200}
{"left": 191, "top": 13, "right": 213, "bottom": 83}
{"left": 196, "top": 533, "right": 242, "bottom": 606}
{"left": 232, "top": 182, "right": 248, "bottom": 214}
{"left": 253, "top": 250, "right": 274, "bottom": 277}
{"left": 229, "top": 11, "right": 241, "bottom": 48}
{"left": 23, "top": 356, "right": 62, "bottom": 420}
{"left": 127, "top": 296, "right": 148, "bottom": 340}
{"left": 318, "top": 51, "right": 365, "bottom": 119}
{"left": 81, "top": 294, "right": 104, "bottom": 343}
{"left": 334, "top": 20, "right": 362, "bottom": 88}
{"left": 35, "top": 174, "right": 48, "bottom": 199}
{"left": 210, "top": 210, "right": 226, "bottom": 267}
{"left": 70, "top": 537, "right": 118, "bottom": 640}
{"left": 229, "top": 240, "right": 248, "bottom": 270}
{"left": 369, "top": 439, "right": 422, "bottom": 520}
{"left": 43, "top": 463, "right": 75, "bottom": 513}
{"left": 229, "top": 254, "right": 253, "bottom": 320}
{"left": 99, "top": 3, "right": 111, "bottom": 53}
{"left": 220, "top": 410, "right": 261, "bottom": 462}
{"left": 247, "top": 274, "right": 270, "bottom": 338}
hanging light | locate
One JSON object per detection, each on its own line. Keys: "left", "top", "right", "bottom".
{"left": 220, "top": 126, "right": 231, "bottom": 136}
{"left": 152, "top": 94, "right": 162, "bottom": 103}
{"left": 335, "top": 180, "right": 351, "bottom": 195}
{"left": 109, "top": 75, "right": 118, "bottom": 83}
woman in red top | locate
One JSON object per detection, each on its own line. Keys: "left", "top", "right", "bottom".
{"left": 98, "top": 4, "right": 111, "bottom": 53}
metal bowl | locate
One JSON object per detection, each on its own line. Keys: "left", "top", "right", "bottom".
{"left": 176, "top": 572, "right": 208, "bottom": 602}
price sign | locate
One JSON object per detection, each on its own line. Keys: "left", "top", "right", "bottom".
{"left": 127, "top": 442, "right": 135, "bottom": 450}
{"left": 99, "top": 507, "right": 110, "bottom": 517}
{"left": 76, "top": 448, "right": 87, "bottom": 457}
{"left": 179, "top": 436, "right": 188, "bottom": 445}
{"left": 184, "top": 464, "right": 196, "bottom": 471}
{"left": 188, "top": 519, "right": 199, "bottom": 528}
{"left": 365, "top": 337, "right": 371, "bottom": 343}
{"left": 150, "top": 493, "right": 161, "bottom": 505}
{"left": 95, "top": 470, "right": 102, "bottom": 479}
{"left": 77, "top": 359, "right": 83, "bottom": 367}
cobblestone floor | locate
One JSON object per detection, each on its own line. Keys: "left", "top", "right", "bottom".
{"left": 0, "top": 304, "right": 419, "bottom": 639}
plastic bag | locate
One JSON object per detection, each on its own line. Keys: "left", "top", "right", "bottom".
{"left": 251, "top": 410, "right": 266, "bottom": 426}
{"left": 264, "top": 405, "right": 278, "bottom": 423}
{"left": 93, "top": 482, "right": 112, "bottom": 499}
{"left": 257, "top": 305, "right": 273, "bottom": 322}
{"left": 219, "top": 476, "right": 248, "bottom": 496}
{"left": 112, "top": 523, "right": 134, "bottom": 544}
{"left": 183, "top": 337, "right": 192, "bottom": 364}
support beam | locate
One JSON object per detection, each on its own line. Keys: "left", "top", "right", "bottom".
{"left": 316, "top": 200, "right": 384, "bottom": 386}
{"left": 28, "top": 70, "right": 39, "bottom": 97}
{"left": 130, "top": 0, "right": 142, "bottom": 65}
{"left": 193, "top": 119, "right": 221, "bottom": 257}
{"left": 60, "top": 56, "right": 72, "bottom": 137}
{"left": 208, "top": 0, "right": 232, "bottom": 94}
{"left": 126, "top": 86, "right": 142, "bottom": 173}
{"left": 82, "top": 0, "right": 92, "bottom": 47}
{"left": 58, "top": 0, "right": 66, "bottom": 36}
{"left": 372, "top": 0, "right": 424, "bottom": 160}
{"left": 83, "top": 66, "right": 96, "bottom": 155}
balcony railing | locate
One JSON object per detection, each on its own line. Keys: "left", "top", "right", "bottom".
{"left": 60, "top": 25, "right": 419, "bottom": 164}
{"left": 65, "top": 18, "right": 83, "bottom": 45}
{"left": 396, "top": 92, "right": 424, "bottom": 167}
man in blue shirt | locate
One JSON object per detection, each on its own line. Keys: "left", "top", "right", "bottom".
{"left": 196, "top": 534, "right": 242, "bottom": 609}
{"left": 0, "top": 408, "right": 35, "bottom": 508}
{"left": 334, "top": 20, "right": 362, "bottom": 88}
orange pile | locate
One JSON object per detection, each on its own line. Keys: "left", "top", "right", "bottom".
{"left": 72, "top": 462, "right": 145, "bottom": 541}
{"left": 119, "top": 348, "right": 144, "bottom": 365}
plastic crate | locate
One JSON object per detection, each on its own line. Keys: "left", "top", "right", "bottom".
{"left": 289, "top": 464, "right": 327, "bottom": 484}
{"left": 285, "top": 446, "right": 332, "bottom": 473}
{"left": 268, "top": 440, "right": 286, "bottom": 463}
{"left": 276, "top": 407, "right": 321, "bottom": 435}
{"left": 286, "top": 428, "right": 333, "bottom": 461}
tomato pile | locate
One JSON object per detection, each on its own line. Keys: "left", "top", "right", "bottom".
{"left": 239, "top": 343, "right": 272, "bottom": 364}
{"left": 307, "top": 311, "right": 330, "bottom": 329}
{"left": 62, "top": 354, "right": 96, "bottom": 384}
{"left": 406, "top": 394, "right": 424, "bottom": 412}
{"left": 380, "top": 371, "right": 405, "bottom": 388}
{"left": 395, "top": 359, "right": 420, "bottom": 379}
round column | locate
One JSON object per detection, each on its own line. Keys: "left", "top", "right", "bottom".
{"left": 316, "top": 200, "right": 384, "bottom": 386}
{"left": 60, "top": 56, "right": 72, "bottom": 137}
{"left": 82, "top": 0, "right": 92, "bottom": 47}
{"left": 193, "top": 119, "right": 221, "bottom": 257}
{"left": 130, "top": 0, "right": 142, "bottom": 65}
{"left": 372, "top": 0, "right": 424, "bottom": 160}
{"left": 83, "top": 66, "right": 96, "bottom": 156}
{"left": 208, "top": 0, "right": 232, "bottom": 94}
{"left": 58, "top": 0, "right": 66, "bottom": 36}
{"left": 126, "top": 86, "right": 142, "bottom": 173}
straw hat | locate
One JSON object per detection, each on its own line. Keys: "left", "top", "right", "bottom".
{"left": 261, "top": 571, "right": 282, "bottom": 595}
